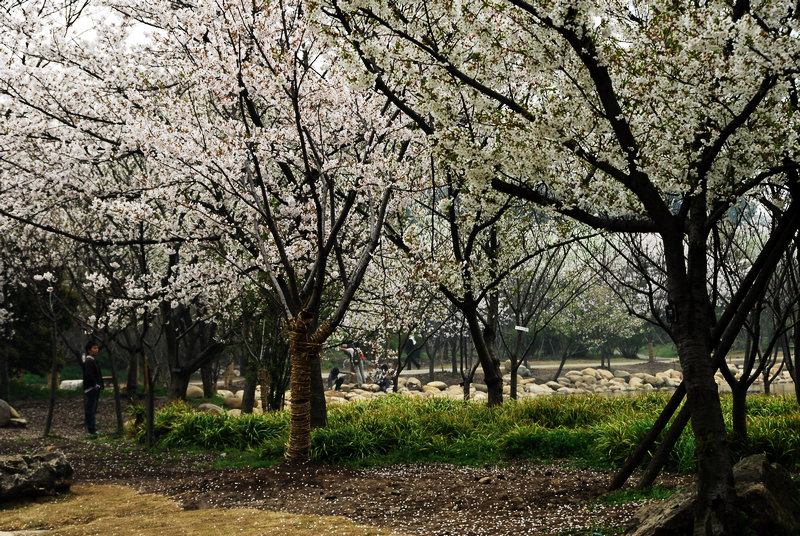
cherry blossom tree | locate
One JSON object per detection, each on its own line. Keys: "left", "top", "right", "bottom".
{"left": 2, "top": 0, "right": 420, "bottom": 461}
{"left": 321, "top": 1, "right": 800, "bottom": 532}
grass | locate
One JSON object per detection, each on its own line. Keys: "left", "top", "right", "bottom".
{"left": 0, "top": 485, "right": 405, "bottom": 536}
{"left": 126, "top": 393, "right": 800, "bottom": 473}
{"left": 594, "top": 486, "right": 676, "bottom": 505}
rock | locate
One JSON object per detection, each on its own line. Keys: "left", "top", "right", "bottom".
{"left": 197, "top": 403, "right": 224, "bottom": 415}
{"left": 626, "top": 454, "right": 800, "bottom": 536}
{"left": 530, "top": 383, "right": 554, "bottom": 394}
{"left": 613, "top": 370, "right": 631, "bottom": 380}
{"left": 545, "top": 381, "right": 563, "bottom": 390}
{"left": 0, "top": 400, "right": 11, "bottom": 427}
{"left": 641, "top": 373, "right": 659, "bottom": 385}
{"left": 665, "top": 369, "right": 682, "bottom": 379}
{"left": 59, "top": 379, "right": 83, "bottom": 391}
{"left": 426, "top": 381, "right": 447, "bottom": 390}
{"left": 472, "top": 383, "right": 488, "bottom": 393}
{"left": 7, "top": 418, "right": 27, "bottom": 428}
{"left": 228, "top": 409, "right": 242, "bottom": 416}
{"left": 405, "top": 377, "right": 422, "bottom": 391}
{"left": 625, "top": 485, "right": 695, "bottom": 536}
{"left": 732, "top": 454, "right": 800, "bottom": 535}
{"left": 596, "top": 368, "right": 614, "bottom": 380}
{"left": 216, "top": 389, "right": 234, "bottom": 399}
{"left": 517, "top": 365, "right": 532, "bottom": 378}
{"left": 0, "top": 449, "right": 73, "bottom": 502}
{"left": 186, "top": 385, "right": 204, "bottom": 398}
{"left": 478, "top": 476, "right": 493, "bottom": 484}
{"left": 224, "top": 396, "right": 242, "bottom": 409}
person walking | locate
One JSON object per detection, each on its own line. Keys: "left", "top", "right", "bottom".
{"left": 81, "top": 341, "right": 104, "bottom": 437}
{"left": 404, "top": 335, "right": 421, "bottom": 369}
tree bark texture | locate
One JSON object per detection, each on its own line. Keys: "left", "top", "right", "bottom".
{"left": 463, "top": 307, "right": 503, "bottom": 406}
{"left": 675, "top": 309, "right": 737, "bottom": 536}
{"left": 286, "top": 311, "right": 331, "bottom": 462}
{"left": 241, "top": 359, "right": 257, "bottom": 414}
{"left": 201, "top": 362, "right": 214, "bottom": 398}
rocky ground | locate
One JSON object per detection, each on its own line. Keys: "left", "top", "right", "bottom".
{"left": 0, "top": 383, "right": 695, "bottom": 536}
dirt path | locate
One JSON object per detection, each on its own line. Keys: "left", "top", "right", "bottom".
{"left": 0, "top": 396, "right": 692, "bottom": 536}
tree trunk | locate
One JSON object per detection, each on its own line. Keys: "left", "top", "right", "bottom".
{"left": 43, "top": 323, "right": 59, "bottom": 438}
{"left": 126, "top": 352, "right": 139, "bottom": 400}
{"left": 0, "top": 342, "right": 9, "bottom": 402}
{"left": 201, "top": 361, "right": 214, "bottom": 398}
{"left": 637, "top": 403, "right": 692, "bottom": 490}
{"left": 168, "top": 369, "right": 191, "bottom": 401}
{"left": 144, "top": 354, "right": 155, "bottom": 449}
{"left": 310, "top": 356, "right": 327, "bottom": 428}
{"left": 105, "top": 339, "right": 124, "bottom": 435}
{"left": 675, "top": 310, "right": 737, "bottom": 535}
{"left": 731, "top": 384, "right": 747, "bottom": 444}
{"left": 450, "top": 337, "right": 458, "bottom": 373}
{"left": 510, "top": 361, "right": 519, "bottom": 399}
{"left": 241, "top": 359, "right": 257, "bottom": 414}
{"left": 667, "top": 202, "right": 737, "bottom": 536}
{"left": 286, "top": 310, "right": 331, "bottom": 462}
{"left": 463, "top": 306, "right": 503, "bottom": 406}
{"left": 552, "top": 347, "right": 569, "bottom": 382}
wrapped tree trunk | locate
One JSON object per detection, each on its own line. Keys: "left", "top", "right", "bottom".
{"left": 286, "top": 311, "right": 331, "bottom": 462}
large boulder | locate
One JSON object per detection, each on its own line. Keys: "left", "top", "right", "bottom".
{"left": 185, "top": 385, "right": 204, "bottom": 398}
{"left": 224, "top": 396, "right": 243, "bottom": 409}
{"left": 405, "top": 377, "right": 422, "bottom": 391}
{"left": 626, "top": 454, "right": 800, "bottom": 536}
{"left": 59, "top": 379, "right": 83, "bottom": 391}
{"left": 0, "top": 449, "right": 73, "bottom": 502}
{"left": 197, "top": 403, "right": 225, "bottom": 415}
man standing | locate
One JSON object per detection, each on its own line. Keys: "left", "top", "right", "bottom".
{"left": 81, "top": 341, "right": 104, "bottom": 437}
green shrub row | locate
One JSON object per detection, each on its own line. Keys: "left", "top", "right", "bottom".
{"left": 129, "top": 393, "right": 800, "bottom": 471}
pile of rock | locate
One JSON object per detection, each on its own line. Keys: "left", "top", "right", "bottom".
{"left": 183, "top": 360, "right": 797, "bottom": 412}
{"left": 528, "top": 367, "right": 683, "bottom": 397}
{"left": 715, "top": 363, "right": 795, "bottom": 391}
{"left": 186, "top": 385, "right": 272, "bottom": 416}
{"left": 0, "top": 449, "right": 73, "bottom": 502}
